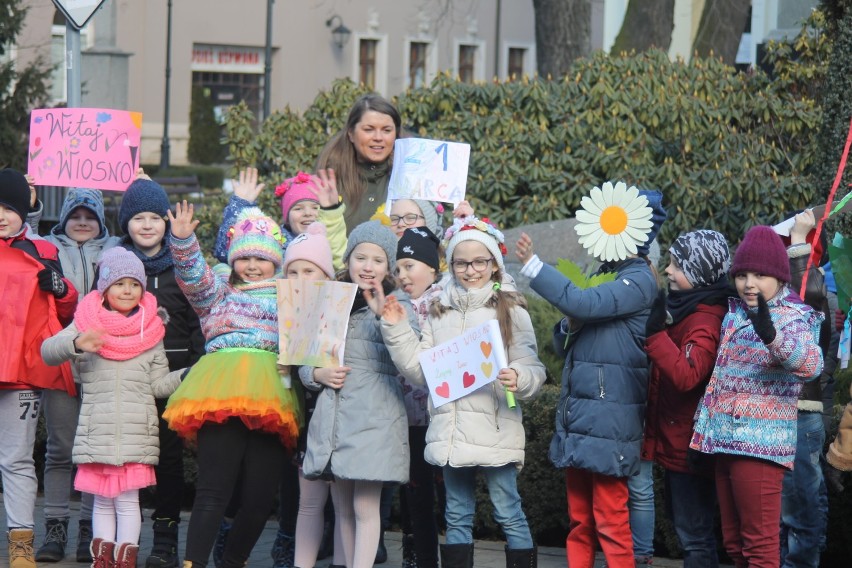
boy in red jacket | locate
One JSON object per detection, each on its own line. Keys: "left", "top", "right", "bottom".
{"left": 0, "top": 168, "right": 77, "bottom": 567}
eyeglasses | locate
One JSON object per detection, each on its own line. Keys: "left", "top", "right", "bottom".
{"left": 452, "top": 258, "right": 493, "bottom": 272}
{"left": 389, "top": 213, "right": 425, "bottom": 226}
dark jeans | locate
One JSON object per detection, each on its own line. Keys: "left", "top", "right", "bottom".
{"left": 277, "top": 459, "right": 299, "bottom": 534}
{"left": 665, "top": 469, "right": 719, "bottom": 568}
{"left": 153, "top": 397, "right": 185, "bottom": 521}
{"left": 185, "top": 419, "right": 286, "bottom": 567}
{"left": 401, "top": 426, "right": 439, "bottom": 567}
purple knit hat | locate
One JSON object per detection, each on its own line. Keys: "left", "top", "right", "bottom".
{"left": 97, "top": 247, "right": 147, "bottom": 293}
{"left": 730, "top": 225, "right": 791, "bottom": 282}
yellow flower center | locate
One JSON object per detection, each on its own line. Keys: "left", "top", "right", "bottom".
{"left": 600, "top": 206, "right": 628, "bottom": 235}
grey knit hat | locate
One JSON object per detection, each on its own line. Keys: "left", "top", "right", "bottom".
{"left": 412, "top": 199, "right": 443, "bottom": 236}
{"left": 344, "top": 220, "right": 398, "bottom": 271}
{"left": 669, "top": 229, "right": 731, "bottom": 287}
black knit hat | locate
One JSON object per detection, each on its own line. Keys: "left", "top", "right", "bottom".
{"left": 118, "top": 179, "right": 170, "bottom": 234}
{"left": 398, "top": 226, "right": 441, "bottom": 271}
{"left": 0, "top": 168, "right": 31, "bottom": 221}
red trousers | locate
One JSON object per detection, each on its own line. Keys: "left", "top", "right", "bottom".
{"left": 715, "top": 454, "right": 785, "bottom": 568}
{"left": 565, "top": 467, "right": 634, "bottom": 568}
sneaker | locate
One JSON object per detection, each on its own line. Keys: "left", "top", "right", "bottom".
{"left": 35, "top": 519, "right": 68, "bottom": 562}
{"left": 144, "top": 519, "right": 179, "bottom": 568}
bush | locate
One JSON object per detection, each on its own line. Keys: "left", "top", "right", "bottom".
{"left": 187, "top": 85, "right": 226, "bottom": 165}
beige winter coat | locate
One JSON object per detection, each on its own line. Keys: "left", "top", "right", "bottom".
{"left": 41, "top": 318, "right": 182, "bottom": 466}
{"left": 381, "top": 282, "right": 546, "bottom": 469}
{"left": 828, "top": 396, "right": 852, "bottom": 471}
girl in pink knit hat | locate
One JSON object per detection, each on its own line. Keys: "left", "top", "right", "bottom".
{"left": 40, "top": 247, "right": 184, "bottom": 568}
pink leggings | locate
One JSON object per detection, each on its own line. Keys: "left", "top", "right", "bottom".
{"left": 330, "top": 479, "right": 383, "bottom": 568}
{"left": 293, "top": 472, "right": 345, "bottom": 567}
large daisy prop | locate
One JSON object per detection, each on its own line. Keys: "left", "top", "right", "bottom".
{"left": 574, "top": 181, "right": 653, "bottom": 262}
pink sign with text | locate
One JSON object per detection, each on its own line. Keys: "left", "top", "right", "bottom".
{"left": 28, "top": 108, "right": 143, "bottom": 191}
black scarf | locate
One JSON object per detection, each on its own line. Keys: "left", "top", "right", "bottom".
{"left": 121, "top": 233, "right": 174, "bottom": 276}
{"left": 667, "top": 277, "right": 735, "bottom": 325}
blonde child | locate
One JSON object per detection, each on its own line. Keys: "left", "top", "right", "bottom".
{"left": 40, "top": 247, "right": 182, "bottom": 568}
{"left": 378, "top": 216, "right": 546, "bottom": 568}
{"left": 690, "top": 226, "right": 823, "bottom": 567}
{"left": 299, "top": 221, "right": 415, "bottom": 568}
{"left": 163, "top": 202, "right": 301, "bottom": 568}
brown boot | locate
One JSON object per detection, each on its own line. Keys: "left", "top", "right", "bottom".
{"left": 8, "top": 529, "right": 36, "bottom": 568}
{"left": 115, "top": 544, "right": 139, "bottom": 568}
{"left": 95, "top": 540, "right": 116, "bottom": 568}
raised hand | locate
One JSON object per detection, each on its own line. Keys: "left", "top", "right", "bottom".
{"left": 232, "top": 167, "right": 265, "bottom": 202}
{"left": 363, "top": 281, "right": 387, "bottom": 316}
{"left": 25, "top": 174, "right": 36, "bottom": 208}
{"left": 747, "top": 293, "right": 777, "bottom": 345}
{"left": 74, "top": 329, "right": 105, "bottom": 353}
{"left": 381, "top": 295, "right": 406, "bottom": 324}
{"left": 313, "top": 366, "right": 351, "bottom": 390}
{"left": 168, "top": 200, "right": 200, "bottom": 240}
{"left": 310, "top": 169, "right": 340, "bottom": 208}
{"left": 135, "top": 168, "right": 151, "bottom": 181}
{"left": 645, "top": 289, "right": 668, "bottom": 336}
{"left": 790, "top": 208, "right": 816, "bottom": 245}
{"left": 453, "top": 200, "right": 474, "bottom": 219}
{"left": 515, "top": 232, "right": 535, "bottom": 265}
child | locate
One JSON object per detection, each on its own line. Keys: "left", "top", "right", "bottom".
{"left": 394, "top": 226, "right": 444, "bottom": 568}
{"left": 299, "top": 220, "right": 414, "bottom": 568}
{"left": 514, "top": 188, "right": 666, "bottom": 568}
{"left": 163, "top": 203, "right": 301, "bottom": 568}
{"left": 37, "top": 188, "right": 120, "bottom": 562}
{"left": 286, "top": 223, "right": 348, "bottom": 568}
{"left": 379, "top": 216, "right": 546, "bottom": 568}
{"left": 644, "top": 230, "right": 733, "bottom": 568}
{"left": 40, "top": 247, "right": 182, "bottom": 568}
{"left": 1, "top": 168, "right": 78, "bottom": 567}
{"left": 118, "top": 177, "right": 205, "bottom": 568}
{"left": 690, "top": 225, "right": 823, "bottom": 567}
{"left": 388, "top": 199, "right": 444, "bottom": 239}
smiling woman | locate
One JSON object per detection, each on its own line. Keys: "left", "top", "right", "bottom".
{"left": 316, "top": 94, "right": 402, "bottom": 230}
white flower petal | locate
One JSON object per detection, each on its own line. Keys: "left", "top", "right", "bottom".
{"left": 592, "top": 234, "right": 610, "bottom": 259}
{"left": 575, "top": 222, "right": 603, "bottom": 236}
{"left": 580, "top": 195, "right": 602, "bottom": 215}
{"left": 623, "top": 225, "right": 650, "bottom": 242}
{"left": 624, "top": 197, "right": 650, "bottom": 215}
{"left": 622, "top": 234, "right": 639, "bottom": 255}
{"left": 603, "top": 238, "right": 618, "bottom": 262}
{"left": 589, "top": 187, "right": 607, "bottom": 212}
{"left": 601, "top": 183, "right": 614, "bottom": 206}
{"left": 613, "top": 235, "right": 628, "bottom": 260}
{"left": 612, "top": 181, "right": 628, "bottom": 204}
{"left": 575, "top": 209, "right": 600, "bottom": 224}
{"left": 624, "top": 184, "right": 640, "bottom": 202}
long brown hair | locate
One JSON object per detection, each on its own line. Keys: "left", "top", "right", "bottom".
{"left": 316, "top": 94, "right": 402, "bottom": 208}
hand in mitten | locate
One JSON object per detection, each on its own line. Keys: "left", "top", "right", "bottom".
{"left": 646, "top": 289, "right": 668, "bottom": 336}
{"left": 747, "top": 293, "right": 777, "bottom": 344}
{"left": 37, "top": 269, "right": 68, "bottom": 298}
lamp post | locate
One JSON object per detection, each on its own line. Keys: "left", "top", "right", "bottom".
{"left": 160, "top": 0, "right": 173, "bottom": 170}
{"left": 263, "top": 0, "right": 274, "bottom": 120}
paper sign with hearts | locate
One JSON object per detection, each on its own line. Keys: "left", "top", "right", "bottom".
{"left": 418, "top": 319, "right": 509, "bottom": 408}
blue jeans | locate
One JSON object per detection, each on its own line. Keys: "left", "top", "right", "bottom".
{"left": 780, "top": 411, "right": 827, "bottom": 568}
{"left": 442, "top": 465, "right": 533, "bottom": 549}
{"left": 665, "top": 469, "right": 719, "bottom": 568}
{"left": 627, "top": 459, "right": 655, "bottom": 558}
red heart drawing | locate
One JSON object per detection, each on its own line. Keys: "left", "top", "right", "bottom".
{"left": 435, "top": 382, "right": 451, "bottom": 398}
{"left": 34, "top": 137, "right": 41, "bottom": 147}
{"left": 463, "top": 371, "right": 476, "bottom": 388}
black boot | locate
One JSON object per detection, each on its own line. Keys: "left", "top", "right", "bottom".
{"left": 144, "top": 519, "right": 179, "bottom": 568}
{"left": 76, "top": 520, "right": 93, "bottom": 563}
{"left": 401, "top": 534, "right": 417, "bottom": 568}
{"left": 35, "top": 518, "right": 68, "bottom": 562}
{"left": 375, "top": 530, "right": 387, "bottom": 564}
{"left": 440, "top": 543, "right": 473, "bottom": 568}
{"left": 505, "top": 545, "right": 537, "bottom": 568}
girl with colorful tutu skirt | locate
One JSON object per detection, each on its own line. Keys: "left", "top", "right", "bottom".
{"left": 163, "top": 202, "right": 301, "bottom": 568}
{"left": 40, "top": 247, "right": 184, "bottom": 568}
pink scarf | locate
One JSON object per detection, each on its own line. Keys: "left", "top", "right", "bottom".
{"left": 74, "top": 291, "right": 166, "bottom": 361}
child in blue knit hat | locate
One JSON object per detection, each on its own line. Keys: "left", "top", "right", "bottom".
{"left": 35, "top": 187, "right": 122, "bottom": 561}
{"left": 117, "top": 172, "right": 205, "bottom": 566}
{"left": 164, "top": 201, "right": 302, "bottom": 568}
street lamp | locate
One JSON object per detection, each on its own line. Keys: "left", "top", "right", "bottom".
{"left": 263, "top": 0, "right": 274, "bottom": 120}
{"left": 160, "top": 0, "right": 173, "bottom": 170}
{"left": 326, "top": 15, "right": 351, "bottom": 49}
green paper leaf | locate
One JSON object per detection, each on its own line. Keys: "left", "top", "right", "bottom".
{"left": 555, "top": 258, "right": 616, "bottom": 289}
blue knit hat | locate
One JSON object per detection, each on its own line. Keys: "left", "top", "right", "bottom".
{"left": 637, "top": 189, "right": 667, "bottom": 256}
{"left": 118, "top": 179, "right": 170, "bottom": 234}
{"left": 58, "top": 188, "right": 107, "bottom": 237}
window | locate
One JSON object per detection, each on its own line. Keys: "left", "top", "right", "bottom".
{"left": 508, "top": 47, "right": 526, "bottom": 79}
{"left": 359, "top": 39, "right": 378, "bottom": 89}
{"left": 408, "top": 42, "right": 428, "bottom": 89}
{"left": 192, "top": 71, "right": 262, "bottom": 123}
{"left": 458, "top": 45, "right": 477, "bottom": 83}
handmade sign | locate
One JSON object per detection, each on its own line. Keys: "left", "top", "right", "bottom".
{"left": 418, "top": 319, "right": 511, "bottom": 408}
{"left": 28, "top": 108, "right": 143, "bottom": 191}
{"left": 277, "top": 279, "right": 358, "bottom": 368}
{"left": 387, "top": 137, "right": 470, "bottom": 207}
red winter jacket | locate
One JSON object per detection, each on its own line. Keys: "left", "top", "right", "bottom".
{"left": 642, "top": 302, "right": 725, "bottom": 473}
{"left": 0, "top": 237, "right": 76, "bottom": 394}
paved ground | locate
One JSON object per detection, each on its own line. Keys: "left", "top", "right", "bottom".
{"left": 0, "top": 496, "right": 719, "bottom": 567}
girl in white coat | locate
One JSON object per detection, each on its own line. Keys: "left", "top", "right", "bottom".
{"left": 41, "top": 247, "right": 182, "bottom": 568}
{"left": 376, "top": 216, "right": 546, "bottom": 568}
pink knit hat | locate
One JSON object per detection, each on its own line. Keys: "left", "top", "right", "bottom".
{"left": 283, "top": 222, "right": 335, "bottom": 279}
{"left": 275, "top": 172, "right": 320, "bottom": 224}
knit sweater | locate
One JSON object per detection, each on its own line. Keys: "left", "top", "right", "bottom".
{"left": 690, "top": 289, "right": 824, "bottom": 469}
{"left": 170, "top": 233, "right": 279, "bottom": 353}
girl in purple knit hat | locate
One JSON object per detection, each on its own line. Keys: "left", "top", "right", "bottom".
{"left": 690, "top": 225, "right": 823, "bottom": 568}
